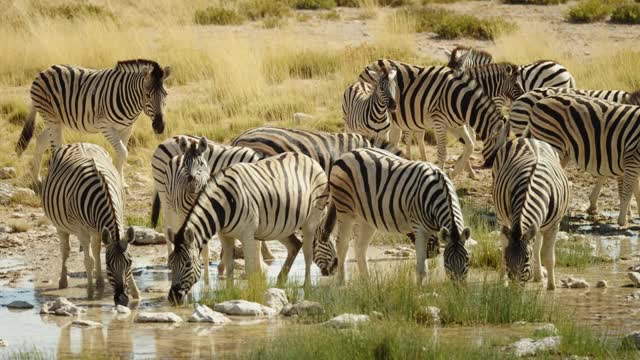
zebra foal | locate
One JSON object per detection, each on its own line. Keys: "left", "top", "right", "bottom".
{"left": 492, "top": 137, "right": 570, "bottom": 290}
{"left": 167, "top": 152, "right": 328, "bottom": 304}
{"left": 319, "top": 148, "right": 471, "bottom": 284}
{"left": 42, "top": 143, "right": 140, "bottom": 306}
{"left": 16, "top": 59, "right": 170, "bottom": 188}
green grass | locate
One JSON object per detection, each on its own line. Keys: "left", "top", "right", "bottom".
{"left": 401, "top": 7, "right": 516, "bottom": 40}
{"left": 240, "top": 0, "right": 291, "bottom": 20}
{"left": 610, "top": 3, "right": 640, "bottom": 24}
{"left": 263, "top": 49, "right": 341, "bottom": 83}
{"left": 566, "top": 0, "right": 616, "bottom": 23}
{"left": 34, "top": 2, "right": 115, "bottom": 21}
{"left": 293, "top": 0, "right": 337, "bottom": 10}
{"left": 194, "top": 7, "right": 245, "bottom": 25}
{"left": 555, "top": 239, "right": 612, "bottom": 269}
{"left": 9, "top": 192, "right": 41, "bottom": 207}
{"left": 501, "top": 0, "right": 567, "bottom": 4}
{"left": 0, "top": 99, "right": 29, "bottom": 126}
{"left": 126, "top": 214, "right": 154, "bottom": 228}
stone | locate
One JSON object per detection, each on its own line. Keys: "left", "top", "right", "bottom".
{"left": 324, "top": 314, "right": 370, "bottom": 329}
{"left": 189, "top": 304, "right": 231, "bottom": 324}
{"left": 0, "top": 167, "right": 17, "bottom": 180}
{"left": 560, "top": 277, "right": 590, "bottom": 289}
{"left": 213, "top": 300, "right": 276, "bottom": 317}
{"left": 628, "top": 272, "right": 640, "bottom": 287}
{"left": 624, "top": 331, "right": 640, "bottom": 349}
{"left": 115, "top": 305, "right": 131, "bottom": 314}
{"left": 281, "top": 300, "right": 325, "bottom": 317}
{"left": 135, "top": 312, "right": 183, "bottom": 323}
{"left": 72, "top": 319, "right": 103, "bottom": 328}
{"left": 556, "top": 232, "right": 569, "bottom": 242}
{"left": 629, "top": 264, "right": 640, "bottom": 273}
{"left": 233, "top": 259, "right": 245, "bottom": 270}
{"left": 0, "top": 183, "right": 35, "bottom": 205}
{"left": 263, "top": 288, "right": 288, "bottom": 313}
{"left": 0, "top": 339, "right": 7, "bottom": 347}
{"left": 40, "top": 297, "right": 85, "bottom": 316}
{"left": 416, "top": 306, "right": 441, "bottom": 325}
{"left": 533, "top": 323, "right": 558, "bottom": 337}
{"left": 0, "top": 224, "right": 12, "bottom": 234}
{"left": 5, "top": 300, "right": 34, "bottom": 309}
{"left": 509, "top": 336, "right": 560, "bottom": 357}
{"left": 130, "top": 226, "right": 166, "bottom": 245}
{"left": 596, "top": 280, "right": 608, "bottom": 288}
{"left": 625, "top": 291, "right": 640, "bottom": 301}
{"left": 384, "top": 246, "right": 415, "bottom": 258}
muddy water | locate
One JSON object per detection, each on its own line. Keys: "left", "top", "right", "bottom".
{"left": 1, "top": 219, "right": 640, "bottom": 359}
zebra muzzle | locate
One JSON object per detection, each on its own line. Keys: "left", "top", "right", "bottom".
{"left": 152, "top": 115, "right": 165, "bottom": 134}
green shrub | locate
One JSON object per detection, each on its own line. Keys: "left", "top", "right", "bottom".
{"left": 293, "top": 0, "right": 336, "bottom": 10}
{"left": 566, "top": 0, "right": 614, "bottom": 23}
{"left": 0, "top": 99, "right": 29, "bottom": 125}
{"left": 262, "top": 15, "right": 287, "bottom": 28}
{"left": 501, "top": 0, "right": 567, "bottom": 4}
{"left": 240, "top": 0, "right": 290, "bottom": 20}
{"left": 194, "top": 7, "right": 245, "bottom": 25}
{"left": 402, "top": 7, "right": 516, "bottom": 40}
{"left": 610, "top": 3, "right": 640, "bottom": 24}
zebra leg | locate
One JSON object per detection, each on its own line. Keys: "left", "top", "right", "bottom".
{"left": 355, "top": 223, "right": 375, "bottom": 280}
{"left": 241, "top": 236, "right": 261, "bottom": 276}
{"left": 118, "top": 126, "right": 133, "bottom": 188}
{"left": 618, "top": 169, "right": 639, "bottom": 227}
{"left": 219, "top": 235, "right": 235, "bottom": 282}
{"left": 30, "top": 127, "right": 51, "bottom": 189}
{"left": 389, "top": 123, "right": 402, "bottom": 147}
{"left": 498, "top": 232, "right": 507, "bottom": 284}
{"left": 414, "top": 230, "right": 428, "bottom": 286}
{"left": 261, "top": 242, "right": 275, "bottom": 262}
{"left": 434, "top": 124, "right": 449, "bottom": 172}
{"left": 587, "top": 177, "right": 606, "bottom": 215}
{"left": 336, "top": 217, "right": 355, "bottom": 284}
{"left": 617, "top": 177, "right": 634, "bottom": 217}
{"left": 532, "top": 232, "right": 543, "bottom": 283}
{"left": 79, "top": 232, "right": 95, "bottom": 297}
{"left": 102, "top": 127, "right": 128, "bottom": 187}
{"left": 404, "top": 132, "right": 413, "bottom": 160}
{"left": 542, "top": 225, "right": 559, "bottom": 290}
{"left": 449, "top": 126, "right": 475, "bottom": 179}
{"left": 91, "top": 233, "right": 104, "bottom": 289}
{"left": 58, "top": 230, "right": 70, "bottom": 289}
{"left": 415, "top": 131, "right": 428, "bottom": 161}
{"left": 128, "top": 274, "right": 141, "bottom": 300}
{"left": 276, "top": 235, "right": 303, "bottom": 286}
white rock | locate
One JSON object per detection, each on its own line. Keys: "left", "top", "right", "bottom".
{"left": 416, "top": 306, "right": 441, "bottom": 325}
{"left": 72, "top": 319, "right": 102, "bottom": 328}
{"left": 509, "top": 336, "right": 560, "bottom": 357}
{"left": 115, "top": 305, "right": 131, "bottom": 314}
{"left": 625, "top": 290, "right": 640, "bottom": 301}
{"left": 556, "top": 232, "right": 569, "bottom": 242}
{"left": 131, "top": 226, "right": 166, "bottom": 245}
{"left": 263, "top": 288, "right": 288, "bottom": 313}
{"left": 234, "top": 259, "right": 245, "bottom": 270}
{"left": 5, "top": 300, "right": 34, "bottom": 309}
{"left": 40, "top": 297, "right": 85, "bottom": 316}
{"left": 624, "top": 331, "right": 640, "bottom": 349}
{"left": 0, "top": 183, "right": 35, "bottom": 205}
{"left": 0, "top": 167, "right": 16, "bottom": 180}
{"left": 0, "top": 224, "right": 13, "bottom": 234}
{"left": 533, "top": 323, "right": 558, "bottom": 336}
{"left": 628, "top": 272, "right": 640, "bottom": 287}
{"left": 281, "top": 300, "right": 325, "bottom": 316}
{"left": 214, "top": 300, "right": 276, "bottom": 317}
{"left": 560, "top": 277, "right": 590, "bottom": 289}
{"left": 136, "top": 312, "right": 183, "bottom": 323}
{"left": 596, "top": 280, "right": 608, "bottom": 288}
{"left": 189, "top": 304, "right": 231, "bottom": 324}
{"left": 324, "top": 313, "right": 370, "bottom": 329}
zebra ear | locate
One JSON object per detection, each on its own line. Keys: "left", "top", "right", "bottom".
{"left": 162, "top": 66, "right": 171, "bottom": 80}
{"left": 629, "top": 91, "right": 640, "bottom": 106}
{"left": 438, "top": 227, "right": 450, "bottom": 243}
{"left": 197, "top": 137, "right": 208, "bottom": 154}
{"left": 101, "top": 228, "right": 112, "bottom": 245}
{"left": 367, "top": 69, "right": 380, "bottom": 81}
{"left": 461, "top": 227, "right": 471, "bottom": 241}
{"left": 387, "top": 68, "right": 398, "bottom": 81}
{"left": 126, "top": 227, "right": 136, "bottom": 244}
{"left": 179, "top": 137, "right": 189, "bottom": 153}
{"left": 443, "top": 49, "right": 452, "bottom": 57}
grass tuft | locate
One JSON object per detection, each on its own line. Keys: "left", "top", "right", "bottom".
{"left": 194, "top": 7, "right": 245, "bottom": 25}
{"left": 610, "top": 3, "right": 640, "bottom": 24}
{"left": 501, "top": 0, "right": 567, "bottom": 4}
{"left": 566, "top": 0, "right": 615, "bottom": 23}
{"left": 35, "top": 2, "right": 115, "bottom": 21}
{"left": 240, "top": 0, "right": 291, "bottom": 20}
{"left": 9, "top": 220, "right": 30, "bottom": 233}
{"left": 293, "top": 0, "right": 337, "bottom": 10}
{"left": 10, "top": 192, "right": 41, "bottom": 207}
{"left": 1, "top": 99, "right": 29, "bottom": 125}
{"left": 320, "top": 9, "right": 341, "bottom": 20}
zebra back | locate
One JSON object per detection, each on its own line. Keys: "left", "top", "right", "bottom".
{"left": 518, "top": 60, "right": 576, "bottom": 91}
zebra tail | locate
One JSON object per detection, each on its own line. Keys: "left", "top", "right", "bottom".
{"left": 15, "top": 107, "right": 37, "bottom": 156}
{"left": 151, "top": 192, "right": 161, "bottom": 229}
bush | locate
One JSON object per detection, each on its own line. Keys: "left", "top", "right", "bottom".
{"left": 293, "top": 0, "right": 336, "bottom": 10}
{"left": 610, "top": 3, "right": 640, "bottom": 24}
{"left": 240, "top": 0, "right": 290, "bottom": 20}
{"left": 320, "top": 9, "right": 341, "bottom": 20}
{"left": 566, "top": 0, "right": 614, "bottom": 23}
{"left": 194, "top": 7, "right": 245, "bottom": 25}
{"left": 501, "top": 0, "right": 567, "bottom": 4}
{"left": 35, "top": 3, "right": 114, "bottom": 20}
{"left": 403, "top": 7, "right": 516, "bottom": 40}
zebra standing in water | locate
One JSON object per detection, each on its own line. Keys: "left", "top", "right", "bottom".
{"left": 42, "top": 143, "right": 140, "bottom": 306}
{"left": 16, "top": 59, "right": 170, "bottom": 187}
{"left": 528, "top": 94, "right": 640, "bottom": 227}
{"left": 319, "top": 148, "right": 471, "bottom": 284}
{"left": 231, "top": 126, "right": 405, "bottom": 273}
{"left": 358, "top": 60, "right": 510, "bottom": 178}
{"left": 343, "top": 64, "right": 398, "bottom": 141}
{"left": 492, "top": 137, "right": 570, "bottom": 290}
{"left": 167, "top": 153, "right": 328, "bottom": 304}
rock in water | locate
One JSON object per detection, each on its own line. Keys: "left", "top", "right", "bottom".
{"left": 560, "top": 277, "right": 590, "bottom": 289}
{"left": 5, "top": 300, "right": 34, "bottom": 309}
{"left": 114, "top": 305, "right": 131, "bottom": 315}
{"left": 214, "top": 300, "right": 276, "bottom": 317}
{"left": 281, "top": 300, "right": 325, "bottom": 317}
{"left": 416, "top": 306, "right": 441, "bottom": 325}
{"left": 596, "top": 280, "right": 608, "bottom": 288}
{"left": 40, "top": 297, "right": 85, "bottom": 316}
{"left": 263, "top": 288, "right": 288, "bottom": 313}
{"left": 509, "top": 337, "right": 560, "bottom": 357}
{"left": 628, "top": 272, "right": 640, "bottom": 287}
{"left": 324, "top": 314, "right": 370, "bottom": 329}
{"left": 0, "top": 339, "right": 7, "bottom": 347}
{"left": 72, "top": 319, "right": 102, "bottom": 328}
{"left": 131, "top": 226, "right": 166, "bottom": 245}
{"left": 189, "top": 304, "right": 231, "bottom": 324}
{"left": 136, "top": 312, "right": 183, "bottom": 323}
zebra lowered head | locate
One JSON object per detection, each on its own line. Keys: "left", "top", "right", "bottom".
{"left": 501, "top": 225, "right": 536, "bottom": 284}
{"left": 178, "top": 136, "right": 210, "bottom": 194}
{"left": 102, "top": 227, "right": 137, "bottom": 306}
{"left": 167, "top": 227, "right": 201, "bottom": 305}
{"left": 137, "top": 60, "right": 171, "bottom": 134}
{"left": 440, "top": 227, "right": 471, "bottom": 281}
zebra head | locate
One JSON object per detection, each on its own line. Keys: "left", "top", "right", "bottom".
{"left": 501, "top": 64, "right": 525, "bottom": 103}
{"left": 179, "top": 136, "right": 210, "bottom": 194}
{"left": 502, "top": 225, "right": 536, "bottom": 284}
{"left": 102, "top": 227, "right": 135, "bottom": 307}
{"left": 312, "top": 204, "right": 338, "bottom": 276}
{"left": 167, "top": 227, "right": 202, "bottom": 306}
{"left": 440, "top": 227, "right": 471, "bottom": 281}
{"left": 367, "top": 65, "right": 398, "bottom": 113}
{"left": 143, "top": 64, "right": 171, "bottom": 134}
{"left": 482, "top": 121, "right": 510, "bottom": 169}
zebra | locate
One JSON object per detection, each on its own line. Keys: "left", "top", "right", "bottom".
{"left": 167, "top": 152, "right": 329, "bottom": 305}
{"left": 511, "top": 88, "right": 640, "bottom": 215}
{"left": 231, "top": 126, "right": 405, "bottom": 273}
{"left": 358, "top": 60, "right": 510, "bottom": 178}
{"left": 15, "top": 59, "right": 171, "bottom": 188}
{"left": 528, "top": 94, "right": 640, "bottom": 227}
{"left": 342, "top": 64, "right": 398, "bottom": 142}
{"left": 444, "top": 46, "right": 493, "bottom": 71}
{"left": 318, "top": 148, "right": 471, "bottom": 284}
{"left": 492, "top": 137, "right": 570, "bottom": 290}
{"left": 42, "top": 143, "right": 140, "bottom": 306}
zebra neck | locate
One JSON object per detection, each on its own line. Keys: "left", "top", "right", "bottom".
{"left": 92, "top": 159, "right": 124, "bottom": 243}
{"left": 466, "top": 67, "right": 501, "bottom": 98}
{"left": 463, "top": 85, "right": 503, "bottom": 141}
{"left": 184, "top": 192, "right": 228, "bottom": 251}
{"left": 367, "top": 87, "right": 389, "bottom": 123}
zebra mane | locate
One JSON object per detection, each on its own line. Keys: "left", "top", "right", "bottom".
{"left": 464, "top": 62, "right": 520, "bottom": 77}
{"left": 90, "top": 158, "right": 124, "bottom": 245}
{"left": 115, "top": 59, "right": 164, "bottom": 78}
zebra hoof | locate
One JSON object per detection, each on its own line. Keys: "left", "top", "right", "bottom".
{"left": 586, "top": 206, "right": 599, "bottom": 216}
{"left": 58, "top": 277, "right": 68, "bottom": 289}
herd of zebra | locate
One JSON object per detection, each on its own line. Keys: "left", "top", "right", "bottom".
{"left": 12, "top": 46, "right": 640, "bottom": 306}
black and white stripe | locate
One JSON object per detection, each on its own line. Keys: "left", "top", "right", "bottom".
{"left": 528, "top": 94, "right": 640, "bottom": 227}
{"left": 343, "top": 65, "right": 398, "bottom": 141}
{"left": 16, "top": 59, "right": 171, "bottom": 186}
{"left": 167, "top": 152, "right": 329, "bottom": 304}
{"left": 492, "top": 138, "right": 570, "bottom": 290}
{"left": 42, "top": 143, "right": 139, "bottom": 306}
{"left": 319, "top": 148, "right": 471, "bottom": 284}
{"left": 445, "top": 46, "right": 493, "bottom": 71}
